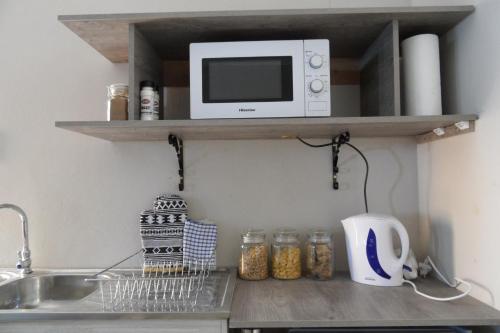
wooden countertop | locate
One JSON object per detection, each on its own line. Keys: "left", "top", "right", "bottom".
{"left": 229, "top": 273, "right": 500, "bottom": 328}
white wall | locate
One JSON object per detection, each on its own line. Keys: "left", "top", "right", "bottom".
{"left": 0, "top": 0, "right": 469, "bottom": 271}
{"left": 418, "top": 0, "right": 500, "bottom": 309}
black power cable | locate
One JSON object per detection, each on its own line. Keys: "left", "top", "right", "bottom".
{"left": 345, "top": 142, "right": 369, "bottom": 214}
{"left": 296, "top": 137, "right": 333, "bottom": 148}
{"left": 296, "top": 133, "right": 370, "bottom": 213}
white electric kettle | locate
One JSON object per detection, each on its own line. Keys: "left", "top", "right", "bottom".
{"left": 342, "top": 213, "right": 409, "bottom": 287}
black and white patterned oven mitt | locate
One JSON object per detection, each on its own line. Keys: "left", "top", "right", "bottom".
{"left": 140, "top": 194, "right": 187, "bottom": 272}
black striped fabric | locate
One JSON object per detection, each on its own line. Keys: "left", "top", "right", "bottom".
{"left": 140, "top": 194, "right": 188, "bottom": 269}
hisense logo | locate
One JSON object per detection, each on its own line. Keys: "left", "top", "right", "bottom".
{"left": 238, "top": 108, "right": 256, "bottom": 112}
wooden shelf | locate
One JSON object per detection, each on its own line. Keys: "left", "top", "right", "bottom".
{"left": 59, "top": 6, "right": 474, "bottom": 63}
{"left": 55, "top": 115, "right": 477, "bottom": 142}
{"left": 230, "top": 274, "right": 500, "bottom": 328}
{"left": 59, "top": 6, "right": 474, "bottom": 120}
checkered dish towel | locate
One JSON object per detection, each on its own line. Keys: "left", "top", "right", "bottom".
{"left": 183, "top": 219, "right": 217, "bottom": 265}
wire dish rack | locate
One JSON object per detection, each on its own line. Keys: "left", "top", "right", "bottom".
{"left": 86, "top": 259, "right": 221, "bottom": 313}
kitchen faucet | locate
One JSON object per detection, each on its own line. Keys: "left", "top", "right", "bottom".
{"left": 0, "top": 203, "right": 32, "bottom": 275}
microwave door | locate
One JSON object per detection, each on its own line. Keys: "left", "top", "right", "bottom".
{"left": 190, "top": 41, "right": 305, "bottom": 119}
{"left": 202, "top": 57, "right": 293, "bottom": 104}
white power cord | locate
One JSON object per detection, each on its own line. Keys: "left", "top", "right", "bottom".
{"left": 403, "top": 256, "right": 472, "bottom": 302}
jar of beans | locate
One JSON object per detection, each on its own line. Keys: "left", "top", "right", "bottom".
{"left": 272, "top": 228, "right": 301, "bottom": 280}
{"left": 305, "top": 229, "right": 334, "bottom": 280}
{"left": 239, "top": 229, "right": 269, "bottom": 280}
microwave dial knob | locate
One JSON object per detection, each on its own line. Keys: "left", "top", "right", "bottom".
{"left": 309, "top": 79, "right": 324, "bottom": 93}
{"left": 309, "top": 55, "right": 323, "bottom": 69}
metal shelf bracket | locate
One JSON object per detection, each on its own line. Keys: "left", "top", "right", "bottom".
{"left": 168, "top": 134, "right": 184, "bottom": 191}
{"left": 332, "top": 131, "right": 351, "bottom": 190}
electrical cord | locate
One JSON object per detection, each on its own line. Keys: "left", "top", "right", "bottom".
{"left": 403, "top": 256, "right": 471, "bottom": 302}
{"left": 345, "top": 142, "right": 369, "bottom": 214}
{"left": 296, "top": 137, "right": 333, "bottom": 148}
{"left": 403, "top": 279, "right": 471, "bottom": 302}
{"left": 296, "top": 135, "right": 369, "bottom": 213}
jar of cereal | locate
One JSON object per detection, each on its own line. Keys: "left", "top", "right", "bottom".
{"left": 305, "top": 229, "right": 334, "bottom": 280}
{"left": 239, "top": 229, "right": 268, "bottom": 280}
{"left": 272, "top": 228, "right": 301, "bottom": 280}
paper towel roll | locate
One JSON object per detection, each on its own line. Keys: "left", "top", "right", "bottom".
{"left": 402, "top": 34, "right": 442, "bottom": 116}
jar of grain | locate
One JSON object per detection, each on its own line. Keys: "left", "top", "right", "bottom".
{"left": 272, "top": 228, "right": 301, "bottom": 280}
{"left": 305, "top": 229, "right": 334, "bottom": 280}
{"left": 239, "top": 229, "right": 269, "bottom": 280}
{"left": 106, "top": 83, "right": 128, "bottom": 121}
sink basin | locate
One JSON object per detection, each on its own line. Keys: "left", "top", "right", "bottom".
{"left": 0, "top": 268, "right": 236, "bottom": 320}
{"left": 0, "top": 275, "right": 98, "bottom": 310}
{"left": 0, "top": 272, "right": 18, "bottom": 284}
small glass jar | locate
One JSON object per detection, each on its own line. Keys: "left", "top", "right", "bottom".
{"left": 305, "top": 229, "right": 334, "bottom": 280}
{"left": 272, "top": 228, "right": 301, "bottom": 280}
{"left": 107, "top": 83, "right": 128, "bottom": 121}
{"left": 239, "top": 229, "right": 269, "bottom": 281}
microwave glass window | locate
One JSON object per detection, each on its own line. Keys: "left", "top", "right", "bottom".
{"left": 202, "top": 57, "right": 293, "bottom": 103}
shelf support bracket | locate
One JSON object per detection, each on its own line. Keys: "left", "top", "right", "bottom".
{"left": 332, "top": 142, "right": 340, "bottom": 190}
{"left": 168, "top": 134, "right": 184, "bottom": 191}
{"left": 332, "top": 131, "right": 350, "bottom": 190}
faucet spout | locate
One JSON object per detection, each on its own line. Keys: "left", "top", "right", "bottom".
{"left": 0, "top": 203, "right": 32, "bottom": 275}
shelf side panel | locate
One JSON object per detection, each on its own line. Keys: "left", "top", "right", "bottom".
{"left": 360, "top": 20, "right": 401, "bottom": 117}
{"left": 129, "top": 24, "right": 163, "bottom": 120}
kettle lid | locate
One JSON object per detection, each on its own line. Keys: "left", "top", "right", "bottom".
{"left": 342, "top": 213, "right": 398, "bottom": 224}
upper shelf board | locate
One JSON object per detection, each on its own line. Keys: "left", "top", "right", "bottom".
{"left": 55, "top": 115, "right": 478, "bottom": 142}
{"left": 59, "top": 6, "right": 474, "bottom": 63}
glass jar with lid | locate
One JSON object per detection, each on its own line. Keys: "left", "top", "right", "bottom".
{"left": 239, "top": 229, "right": 269, "bottom": 281}
{"left": 305, "top": 229, "right": 334, "bottom": 280}
{"left": 272, "top": 228, "right": 301, "bottom": 280}
{"left": 106, "top": 83, "right": 128, "bottom": 121}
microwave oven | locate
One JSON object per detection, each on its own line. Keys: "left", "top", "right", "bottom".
{"left": 189, "top": 40, "right": 331, "bottom": 119}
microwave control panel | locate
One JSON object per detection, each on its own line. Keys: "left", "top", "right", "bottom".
{"left": 304, "top": 39, "right": 331, "bottom": 117}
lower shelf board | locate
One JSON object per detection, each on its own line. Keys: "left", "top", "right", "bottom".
{"left": 229, "top": 273, "right": 500, "bottom": 329}
{"left": 55, "top": 115, "right": 478, "bottom": 142}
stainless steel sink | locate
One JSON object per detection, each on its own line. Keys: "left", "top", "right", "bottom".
{"left": 0, "top": 272, "right": 18, "bottom": 285}
{"left": 0, "top": 268, "right": 236, "bottom": 321}
{"left": 0, "top": 275, "right": 98, "bottom": 310}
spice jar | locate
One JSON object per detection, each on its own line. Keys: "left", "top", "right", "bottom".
{"left": 305, "top": 229, "right": 334, "bottom": 280}
{"left": 140, "top": 80, "right": 159, "bottom": 120}
{"left": 272, "top": 228, "right": 301, "bottom": 280}
{"left": 107, "top": 83, "right": 128, "bottom": 121}
{"left": 239, "top": 229, "right": 268, "bottom": 281}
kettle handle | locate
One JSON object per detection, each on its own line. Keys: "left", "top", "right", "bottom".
{"left": 390, "top": 219, "right": 410, "bottom": 268}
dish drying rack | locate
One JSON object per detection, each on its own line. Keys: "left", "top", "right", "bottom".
{"left": 87, "top": 252, "right": 219, "bottom": 312}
